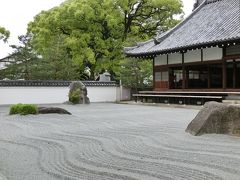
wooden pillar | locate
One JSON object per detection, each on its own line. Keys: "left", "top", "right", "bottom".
{"left": 168, "top": 68, "right": 172, "bottom": 89}
{"left": 167, "top": 55, "right": 170, "bottom": 89}
{"left": 185, "top": 68, "right": 189, "bottom": 89}
{"left": 208, "top": 65, "right": 211, "bottom": 88}
{"left": 153, "top": 57, "right": 155, "bottom": 90}
{"left": 233, "top": 60, "right": 236, "bottom": 88}
{"left": 222, "top": 60, "right": 227, "bottom": 89}
{"left": 201, "top": 49, "right": 203, "bottom": 62}
{"left": 182, "top": 52, "right": 186, "bottom": 89}
{"left": 182, "top": 67, "right": 186, "bottom": 89}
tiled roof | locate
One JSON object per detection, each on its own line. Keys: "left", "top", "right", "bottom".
{"left": 125, "top": 0, "right": 240, "bottom": 56}
{"left": 0, "top": 81, "right": 118, "bottom": 87}
{"left": 0, "top": 55, "right": 13, "bottom": 62}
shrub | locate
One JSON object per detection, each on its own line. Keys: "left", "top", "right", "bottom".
{"left": 9, "top": 104, "right": 38, "bottom": 115}
{"left": 69, "top": 88, "right": 80, "bottom": 104}
{"left": 20, "top": 104, "right": 38, "bottom": 115}
{"left": 9, "top": 103, "right": 23, "bottom": 115}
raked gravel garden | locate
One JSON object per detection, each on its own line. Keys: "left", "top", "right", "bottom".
{"left": 0, "top": 103, "right": 240, "bottom": 180}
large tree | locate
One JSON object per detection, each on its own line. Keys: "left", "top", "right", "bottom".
{"left": 119, "top": 0, "right": 183, "bottom": 41}
{"left": 28, "top": 0, "right": 123, "bottom": 79}
{"left": 27, "top": 0, "right": 183, "bottom": 80}
{"left": 116, "top": 0, "right": 182, "bottom": 89}
{"left": 0, "top": 34, "right": 39, "bottom": 80}
{"left": 0, "top": 34, "right": 81, "bottom": 80}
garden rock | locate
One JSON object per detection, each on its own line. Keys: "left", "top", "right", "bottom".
{"left": 69, "top": 81, "right": 90, "bottom": 104}
{"left": 186, "top": 101, "right": 240, "bottom": 136}
{"left": 38, "top": 107, "right": 71, "bottom": 115}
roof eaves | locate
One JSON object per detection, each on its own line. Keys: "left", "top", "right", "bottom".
{"left": 123, "top": 46, "right": 138, "bottom": 52}
{"left": 124, "top": 39, "right": 154, "bottom": 54}
{"left": 126, "top": 37, "right": 240, "bottom": 58}
{"left": 0, "top": 55, "right": 13, "bottom": 62}
{"left": 124, "top": 38, "right": 154, "bottom": 49}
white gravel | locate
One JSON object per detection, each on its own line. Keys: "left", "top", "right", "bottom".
{"left": 0, "top": 103, "right": 240, "bottom": 180}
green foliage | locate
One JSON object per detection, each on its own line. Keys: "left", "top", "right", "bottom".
{"left": 120, "top": 0, "right": 183, "bottom": 40}
{"left": 9, "top": 103, "right": 23, "bottom": 115}
{"left": 0, "top": 26, "right": 10, "bottom": 42}
{"left": 20, "top": 104, "right": 38, "bottom": 115}
{"left": 26, "top": 0, "right": 183, "bottom": 80}
{"left": 9, "top": 104, "right": 38, "bottom": 115}
{"left": 33, "top": 34, "right": 79, "bottom": 80}
{"left": 69, "top": 88, "right": 80, "bottom": 104}
{"left": 1, "top": 34, "right": 40, "bottom": 80}
{"left": 0, "top": 34, "right": 80, "bottom": 80}
{"left": 1, "top": 0, "right": 183, "bottom": 85}
{"left": 28, "top": 0, "right": 123, "bottom": 78}
{"left": 116, "top": 58, "right": 153, "bottom": 90}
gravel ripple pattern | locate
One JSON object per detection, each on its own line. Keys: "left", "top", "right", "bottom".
{"left": 0, "top": 103, "right": 240, "bottom": 180}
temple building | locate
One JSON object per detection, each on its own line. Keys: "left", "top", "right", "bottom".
{"left": 124, "top": 0, "right": 240, "bottom": 94}
{"left": 0, "top": 55, "right": 13, "bottom": 70}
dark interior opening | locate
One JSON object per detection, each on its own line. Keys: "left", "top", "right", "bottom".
{"left": 187, "top": 66, "right": 208, "bottom": 89}
{"left": 236, "top": 62, "right": 240, "bottom": 88}
{"left": 169, "top": 68, "right": 183, "bottom": 89}
{"left": 209, "top": 64, "right": 222, "bottom": 88}
{"left": 169, "top": 64, "right": 224, "bottom": 89}
{"left": 227, "top": 61, "right": 234, "bottom": 88}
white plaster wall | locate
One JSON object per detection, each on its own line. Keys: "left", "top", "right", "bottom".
{"left": 87, "top": 87, "right": 118, "bottom": 102}
{"left": 168, "top": 53, "right": 182, "bottom": 64}
{"left": 184, "top": 49, "right": 201, "bottom": 63}
{"left": 154, "top": 55, "right": 167, "bottom": 66}
{"left": 203, "top": 47, "right": 222, "bottom": 61}
{"left": 0, "top": 86, "right": 121, "bottom": 105}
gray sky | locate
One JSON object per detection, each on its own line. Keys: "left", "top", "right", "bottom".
{"left": 0, "top": 0, "right": 195, "bottom": 58}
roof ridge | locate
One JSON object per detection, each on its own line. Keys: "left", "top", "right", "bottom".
{"left": 154, "top": 0, "right": 208, "bottom": 45}
{"left": 123, "top": 39, "right": 154, "bottom": 52}
{"left": 136, "top": 39, "right": 154, "bottom": 46}
{"left": 206, "top": 0, "right": 223, "bottom": 4}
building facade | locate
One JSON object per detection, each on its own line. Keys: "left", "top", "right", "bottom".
{"left": 0, "top": 55, "right": 13, "bottom": 70}
{"left": 124, "top": 0, "right": 240, "bottom": 92}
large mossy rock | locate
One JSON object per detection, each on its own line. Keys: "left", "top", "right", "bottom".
{"left": 68, "top": 81, "right": 90, "bottom": 104}
{"left": 186, "top": 102, "right": 240, "bottom": 136}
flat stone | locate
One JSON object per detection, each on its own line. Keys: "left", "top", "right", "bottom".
{"left": 186, "top": 101, "right": 240, "bottom": 136}
{"left": 38, "top": 107, "right": 71, "bottom": 115}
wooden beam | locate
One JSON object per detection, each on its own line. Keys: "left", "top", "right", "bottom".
{"left": 153, "top": 59, "right": 223, "bottom": 69}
